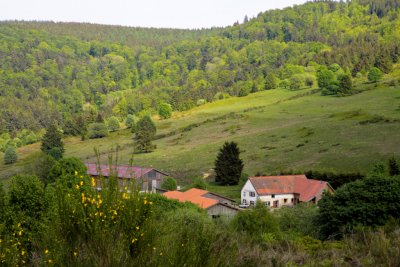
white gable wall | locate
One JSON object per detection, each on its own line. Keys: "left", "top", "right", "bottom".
{"left": 241, "top": 180, "right": 258, "bottom": 206}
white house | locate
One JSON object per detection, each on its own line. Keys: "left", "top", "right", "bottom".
{"left": 241, "top": 175, "right": 334, "bottom": 208}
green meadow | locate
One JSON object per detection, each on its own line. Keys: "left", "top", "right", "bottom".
{"left": 1, "top": 80, "right": 400, "bottom": 184}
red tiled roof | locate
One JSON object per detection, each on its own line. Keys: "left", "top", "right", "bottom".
{"left": 249, "top": 175, "right": 330, "bottom": 202}
{"left": 85, "top": 163, "right": 167, "bottom": 179}
{"left": 163, "top": 188, "right": 219, "bottom": 209}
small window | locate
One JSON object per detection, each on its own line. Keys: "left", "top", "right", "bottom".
{"left": 284, "top": 198, "right": 287, "bottom": 203}
{"left": 291, "top": 198, "right": 294, "bottom": 203}
{"left": 249, "top": 191, "right": 256, "bottom": 197}
{"left": 271, "top": 194, "right": 275, "bottom": 198}
{"left": 243, "top": 191, "right": 246, "bottom": 197}
{"left": 265, "top": 201, "right": 270, "bottom": 206}
{"left": 250, "top": 201, "right": 255, "bottom": 206}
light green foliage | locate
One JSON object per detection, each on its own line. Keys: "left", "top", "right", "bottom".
{"left": 106, "top": 116, "right": 120, "bottom": 132}
{"left": 317, "top": 67, "right": 336, "bottom": 90}
{"left": 158, "top": 102, "right": 172, "bottom": 119}
{"left": 88, "top": 123, "right": 109, "bottom": 139}
{"left": 125, "top": 114, "right": 135, "bottom": 129}
{"left": 4, "top": 146, "right": 17, "bottom": 165}
{"left": 368, "top": 67, "right": 383, "bottom": 83}
{"left": 160, "top": 177, "right": 178, "bottom": 191}
{"left": 289, "top": 75, "right": 304, "bottom": 90}
{"left": 134, "top": 115, "right": 156, "bottom": 153}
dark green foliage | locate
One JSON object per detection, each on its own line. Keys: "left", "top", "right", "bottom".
{"left": 337, "top": 73, "right": 353, "bottom": 94}
{"left": 41, "top": 124, "right": 64, "bottom": 159}
{"left": 134, "top": 116, "right": 156, "bottom": 153}
{"left": 48, "top": 157, "right": 87, "bottom": 184}
{"left": 0, "top": 182, "right": 5, "bottom": 221}
{"left": 214, "top": 141, "right": 243, "bottom": 185}
{"left": 305, "top": 170, "right": 365, "bottom": 189}
{"left": 368, "top": 67, "right": 383, "bottom": 83}
{"left": 158, "top": 102, "right": 172, "bottom": 119}
{"left": 264, "top": 73, "right": 277, "bottom": 89}
{"left": 160, "top": 177, "right": 177, "bottom": 191}
{"left": 88, "top": 123, "right": 109, "bottom": 139}
{"left": 106, "top": 116, "right": 120, "bottom": 132}
{"left": 388, "top": 157, "right": 400, "bottom": 176}
{"left": 232, "top": 202, "right": 280, "bottom": 237}
{"left": 276, "top": 204, "right": 319, "bottom": 238}
{"left": 25, "top": 152, "right": 56, "bottom": 185}
{"left": 7, "top": 175, "right": 46, "bottom": 221}
{"left": 4, "top": 146, "right": 18, "bottom": 164}
{"left": 317, "top": 176, "right": 400, "bottom": 239}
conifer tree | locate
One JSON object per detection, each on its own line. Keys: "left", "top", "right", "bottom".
{"left": 214, "top": 141, "right": 243, "bottom": 185}
{"left": 134, "top": 115, "right": 156, "bottom": 153}
{"left": 41, "top": 124, "right": 64, "bottom": 159}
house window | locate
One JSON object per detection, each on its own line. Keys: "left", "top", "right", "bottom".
{"left": 271, "top": 194, "right": 275, "bottom": 198}
{"left": 284, "top": 198, "right": 287, "bottom": 203}
{"left": 291, "top": 198, "right": 294, "bottom": 203}
{"left": 243, "top": 191, "right": 246, "bottom": 197}
{"left": 250, "top": 201, "right": 255, "bottom": 206}
{"left": 265, "top": 201, "right": 270, "bottom": 206}
{"left": 242, "top": 199, "right": 247, "bottom": 204}
{"left": 249, "top": 191, "right": 256, "bottom": 197}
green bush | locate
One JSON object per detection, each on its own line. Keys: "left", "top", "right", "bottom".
{"left": 106, "top": 116, "right": 120, "bottom": 132}
{"left": 88, "top": 123, "right": 109, "bottom": 139}
{"left": 4, "top": 146, "right": 18, "bottom": 164}
{"left": 161, "top": 177, "right": 177, "bottom": 191}
{"left": 232, "top": 202, "right": 280, "bottom": 239}
{"left": 317, "top": 176, "right": 400, "bottom": 239}
{"left": 158, "top": 102, "right": 172, "bottom": 119}
{"left": 48, "top": 157, "right": 87, "bottom": 184}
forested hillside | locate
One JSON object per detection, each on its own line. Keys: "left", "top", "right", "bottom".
{"left": 0, "top": 0, "right": 399, "bottom": 152}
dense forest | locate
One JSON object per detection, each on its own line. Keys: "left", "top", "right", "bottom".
{"left": 0, "top": 0, "right": 400, "bottom": 151}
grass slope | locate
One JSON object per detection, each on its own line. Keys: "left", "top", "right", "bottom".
{"left": 1, "top": 82, "right": 400, "bottom": 184}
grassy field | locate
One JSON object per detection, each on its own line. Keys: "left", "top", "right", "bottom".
{"left": 1, "top": 78, "right": 400, "bottom": 185}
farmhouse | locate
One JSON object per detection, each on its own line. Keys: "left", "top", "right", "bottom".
{"left": 163, "top": 188, "right": 239, "bottom": 217}
{"left": 85, "top": 163, "right": 168, "bottom": 193}
{"left": 241, "top": 175, "right": 334, "bottom": 208}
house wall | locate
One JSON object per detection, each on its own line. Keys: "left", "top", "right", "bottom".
{"left": 241, "top": 180, "right": 258, "bottom": 206}
{"left": 207, "top": 204, "right": 238, "bottom": 217}
{"left": 258, "top": 193, "right": 298, "bottom": 208}
{"left": 139, "top": 170, "right": 166, "bottom": 193}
